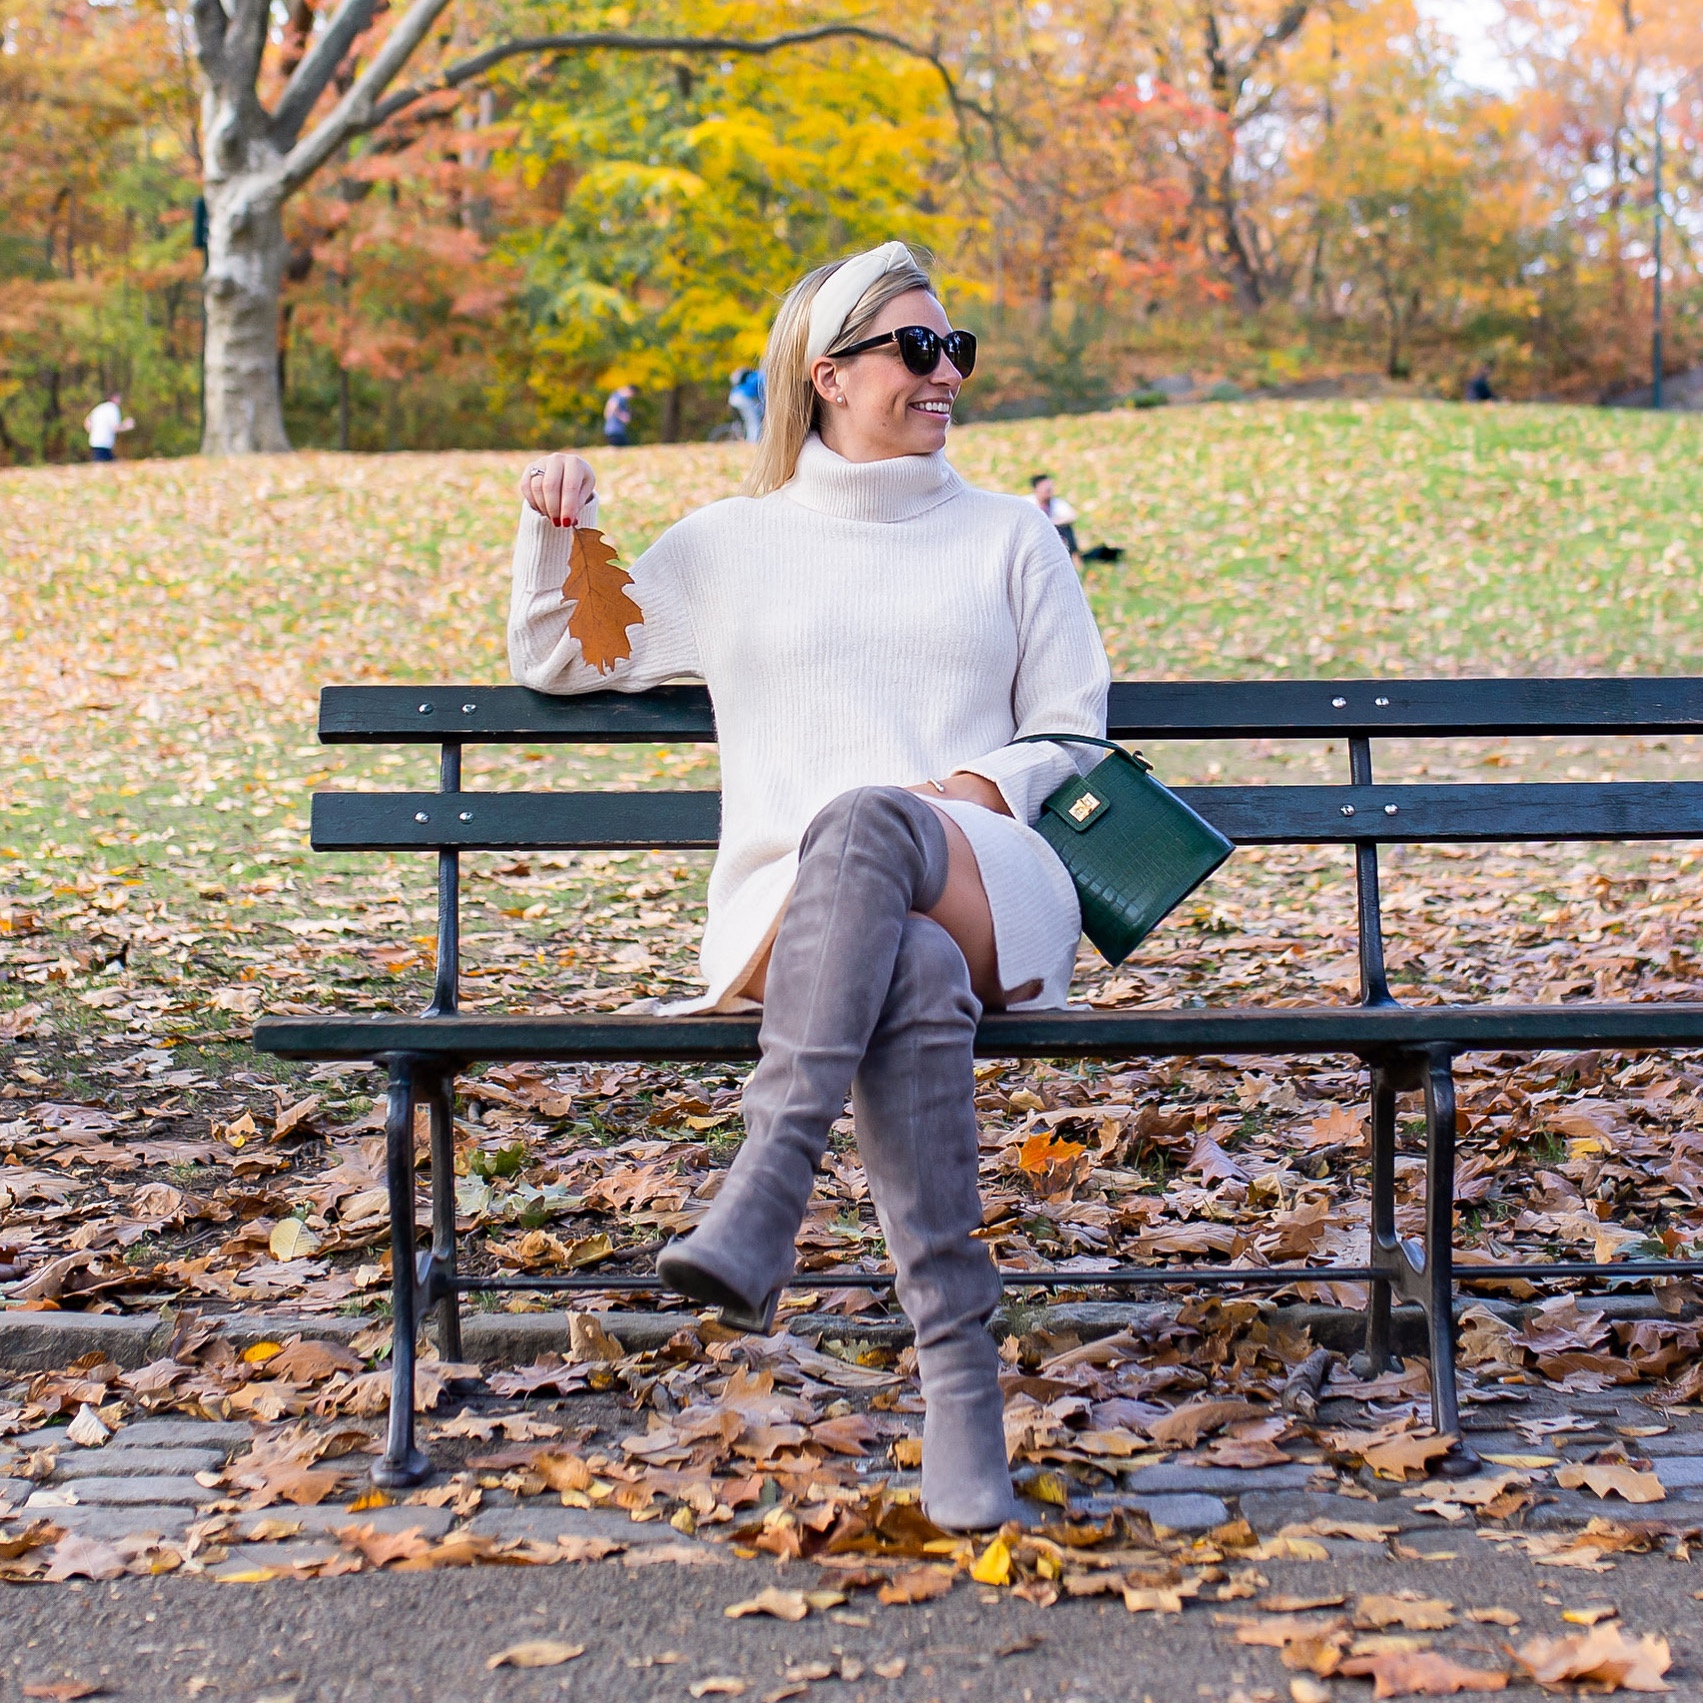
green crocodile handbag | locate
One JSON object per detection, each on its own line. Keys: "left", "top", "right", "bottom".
{"left": 1014, "top": 734, "right": 1234, "bottom": 967}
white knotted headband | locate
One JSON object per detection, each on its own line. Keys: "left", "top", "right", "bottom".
{"left": 805, "top": 241, "right": 918, "bottom": 360}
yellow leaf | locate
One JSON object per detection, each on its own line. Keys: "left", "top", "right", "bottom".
{"left": 268, "top": 1219, "right": 321, "bottom": 1261}
{"left": 970, "top": 1536, "right": 1012, "bottom": 1586}
{"left": 241, "top": 1341, "right": 284, "bottom": 1365}
{"left": 346, "top": 1488, "right": 391, "bottom": 1512}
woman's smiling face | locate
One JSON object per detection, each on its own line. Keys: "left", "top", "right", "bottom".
{"left": 811, "top": 288, "right": 964, "bottom": 462}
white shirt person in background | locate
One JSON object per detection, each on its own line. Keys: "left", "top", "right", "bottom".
{"left": 83, "top": 393, "right": 134, "bottom": 463}
{"left": 510, "top": 242, "right": 1109, "bottom": 1531}
{"left": 1029, "top": 472, "right": 1080, "bottom": 562}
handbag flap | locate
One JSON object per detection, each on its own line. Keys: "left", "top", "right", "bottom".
{"left": 1043, "top": 778, "right": 1113, "bottom": 834}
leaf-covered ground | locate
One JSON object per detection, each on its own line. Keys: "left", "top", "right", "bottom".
{"left": 1, "top": 400, "right": 1701, "bottom": 1323}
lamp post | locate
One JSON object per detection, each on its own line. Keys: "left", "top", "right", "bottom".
{"left": 1652, "top": 68, "right": 1701, "bottom": 411}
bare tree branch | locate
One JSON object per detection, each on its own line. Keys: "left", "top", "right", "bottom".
{"left": 225, "top": 0, "right": 274, "bottom": 104}
{"left": 362, "top": 23, "right": 988, "bottom": 134}
{"left": 271, "top": 0, "right": 378, "bottom": 147}
{"left": 277, "top": 0, "right": 456, "bottom": 195}
{"left": 1236, "top": 2, "right": 1310, "bottom": 82}
{"left": 191, "top": 0, "right": 229, "bottom": 85}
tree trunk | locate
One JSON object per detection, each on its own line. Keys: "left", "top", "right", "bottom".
{"left": 199, "top": 63, "right": 293, "bottom": 456}
{"left": 201, "top": 173, "right": 292, "bottom": 454}
{"left": 1217, "top": 158, "right": 1264, "bottom": 312}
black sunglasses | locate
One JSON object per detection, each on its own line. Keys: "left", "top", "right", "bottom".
{"left": 832, "top": 324, "right": 977, "bottom": 378}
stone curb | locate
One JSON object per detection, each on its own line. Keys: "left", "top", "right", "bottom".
{"left": 0, "top": 1291, "right": 1685, "bottom": 1373}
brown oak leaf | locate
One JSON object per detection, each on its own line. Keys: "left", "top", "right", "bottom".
{"left": 1337, "top": 1650, "right": 1508, "bottom": 1696}
{"left": 563, "top": 527, "right": 640, "bottom": 673}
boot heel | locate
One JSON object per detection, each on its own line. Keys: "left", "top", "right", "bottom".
{"left": 656, "top": 1243, "right": 782, "bottom": 1334}
{"left": 716, "top": 1288, "right": 781, "bottom": 1335}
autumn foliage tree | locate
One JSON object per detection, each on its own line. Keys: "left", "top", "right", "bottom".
{"left": 2, "top": 0, "right": 1701, "bottom": 462}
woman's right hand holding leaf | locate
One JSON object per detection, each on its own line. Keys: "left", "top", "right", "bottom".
{"left": 520, "top": 452, "right": 596, "bottom": 528}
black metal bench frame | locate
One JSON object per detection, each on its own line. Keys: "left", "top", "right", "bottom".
{"left": 254, "top": 678, "right": 1703, "bottom": 1488}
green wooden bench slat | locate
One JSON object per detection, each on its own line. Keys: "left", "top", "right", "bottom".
{"left": 318, "top": 678, "right": 1703, "bottom": 744}
{"left": 309, "top": 781, "right": 1703, "bottom": 852}
{"left": 254, "top": 1002, "right": 1703, "bottom": 1064}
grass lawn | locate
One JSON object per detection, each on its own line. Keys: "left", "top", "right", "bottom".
{"left": 1, "top": 399, "right": 1701, "bottom": 1313}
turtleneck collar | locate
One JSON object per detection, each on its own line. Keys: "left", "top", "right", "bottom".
{"left": 780, "top": 433, "right": 964, "bottom": 524}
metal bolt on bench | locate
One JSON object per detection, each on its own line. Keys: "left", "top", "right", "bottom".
{"left": 253, "top": 678, "right": 1703, "bottom": 1487}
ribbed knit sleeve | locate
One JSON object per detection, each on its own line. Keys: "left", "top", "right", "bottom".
{"left": 955, "top": 508, "right": 1111, "bottom": 824}
{"left": 508, "top": 502, "right": 703, "bottom": 694}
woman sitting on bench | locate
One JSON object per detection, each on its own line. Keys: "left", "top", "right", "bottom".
{"left": 509, "top": 242, "right": 1110, "bottom": 1531}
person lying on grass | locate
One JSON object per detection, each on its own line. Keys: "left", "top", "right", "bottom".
{"left": 510, "top": 241, "right": 1110, "bottom": 1531}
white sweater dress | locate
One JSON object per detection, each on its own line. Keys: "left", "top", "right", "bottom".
{"left": 508, "top": 434, "right": 1112, "bottom": 1010}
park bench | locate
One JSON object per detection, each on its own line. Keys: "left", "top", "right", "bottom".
{"left": 254, "top": 677, "right": 1703, "bottom": 1488}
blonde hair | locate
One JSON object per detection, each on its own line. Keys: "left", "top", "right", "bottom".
{"left": 743, "top": 249, "right": 934, "bottom": 498}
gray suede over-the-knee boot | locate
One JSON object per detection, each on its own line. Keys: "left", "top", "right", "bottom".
{"left": 854, "top": 914, "right": 1017, "bottom": 1532}
{"left": 657, "top": 786, "right": 950, "bottom": 1327}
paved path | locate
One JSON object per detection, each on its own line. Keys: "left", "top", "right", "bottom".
{"left": 5, "top": 1388, "right": 1702, "bottom": 1700}
{"left": 2, "top": 1543, "right": 1696, "bottom": 1703}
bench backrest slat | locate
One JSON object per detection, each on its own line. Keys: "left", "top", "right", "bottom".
{"left": 310, "top": 782, "right": 1703, "bottom": 853}
{"left": 318, "top": 678, "right": 1703, "bottom": 744}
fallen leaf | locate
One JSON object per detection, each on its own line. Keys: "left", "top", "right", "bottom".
{"left": 567, "top": 1310, "right": 625, "bottom": 1361}
{"left": 1354, "top": 1594, "right": 1457, "bottom": 1631}
{"left": 688, "top": 1681, "right": 748, "bottom": 1698}
{"left": 268, "top": 1218, "right": 321, "bottom": 1261}
{"left": 533, "top": 1451, "right": 593, "bottom": 1494}
{"left": 43, "top": 1534, "right": 126, "bottom": 1582}
{"left": 65, "top": 1404, "right": 109, "bottom": 1448}
{"left": 485, "top": 1640, "right": 587, "bottom": 1669}
{"left": 1147, "top": 1399, "right": 1266, "bottom": 1448}
{"left": 1337, "top": 1651, "right": 1507, "bottom": 1696}
{"left": 1363, "top": 1431, "right": 1456, "bottom": 1481}
{"left": 273, "top": 1095, "right": 320, "bottom": 1138}
{"left": 337, "top": 1523, "right": 434, "bottom": 1567}
{"left": 871, "top": 1659, "right": 906, "bottom": 1679}
{"left": 877, "top": 1565, "right": 955, "bottom": 1605}
{"left": 1514, "top": 1623, "right": 1672, "bottom": 1692}
{"left": 1466, "top": 1607, "right": 1521, "bottom": 1627}
{"left": 1562, "top": 1604, "right": 1620, "bottom": 1626}
{"left": 1262, "top": 1593, "right": 1348, "bottom": 1613}
{"left": 1555, "top": 1464, "right": 1666, "bottom": 1504}
{"left": 263, "top": 1336, "right": 363, "bottom": 1382}
{"left": 970, "top": 1536, "right": 1012, "bottom": 1586}
{"left": 22, "top": 1686, "right": 105, "bottom": 1701}
{"left": 725, "top": 1588, "right": 810, "bottom": 1623}
{"left": 563, "top": 527, "right": 641, "bottom": 673}
{"left": 1288, "top": 1517, "right": 1399, "bottom": 1543}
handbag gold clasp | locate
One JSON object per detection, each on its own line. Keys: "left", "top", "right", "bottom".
{"left": 1069, "top": 792, "right": 1102, "bottom": 823}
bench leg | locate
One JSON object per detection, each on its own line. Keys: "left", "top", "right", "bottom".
{"left": 427, "top": 1070, "right": 462, "bottom": 1363}
{"left": 1356, "top": 1066, "right": 1401, "bottom": 1377}
{"left": 1422, "top": 1049, "right": 1479, "bottom": 1475}
{"left": 374, "top": 1055, "right": 432, "bottom": 1488}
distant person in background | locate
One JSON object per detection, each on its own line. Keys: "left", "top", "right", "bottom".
{"left": 1466, "top": 364, "right": 1497, "bottom": 403}
{"left": 603, "top": 385, "right": 636, "bottom": 447}
{"left": 1029, "top": 473, "right": 1080, "bottom": 562}
{"left": 84, "top": 392, "right": 134, "bottom": 462}
{"left": 729, "top": 367, "right": 767, "bottom": 442}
